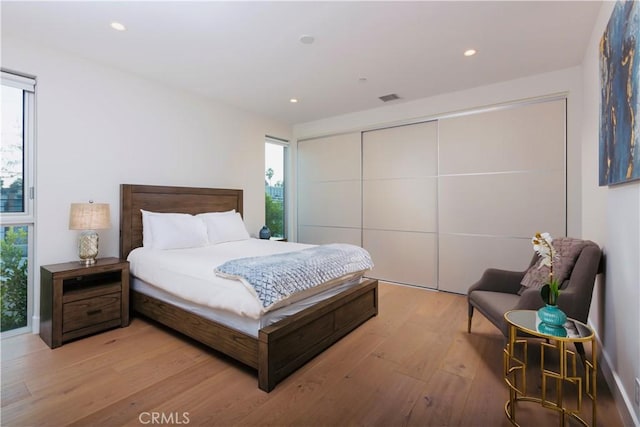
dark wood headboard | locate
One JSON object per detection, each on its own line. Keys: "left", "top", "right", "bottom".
{"left": 120, "top": 184, "right": 243, "bottom": 259}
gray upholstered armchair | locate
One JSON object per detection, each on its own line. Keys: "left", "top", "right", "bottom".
{"left": 467, "top": 239, "right": 602, "bottom": 337}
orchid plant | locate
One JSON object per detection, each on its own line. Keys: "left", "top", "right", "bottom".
{"left": 532, "top": 232, "right": 560, "bottom": 306}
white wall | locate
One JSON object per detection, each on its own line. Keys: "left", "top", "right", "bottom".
{"left": 581, "top": 2, "right": 640, "bottom": 425}
{"left": 2, "top": 37, "right": 291, "bottom": 331}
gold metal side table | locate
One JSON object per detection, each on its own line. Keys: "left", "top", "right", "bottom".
{"left": 503, "top": 310, "right": 597, "bottom": 427}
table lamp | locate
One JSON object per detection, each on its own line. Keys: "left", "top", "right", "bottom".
{"left": 69, "top": 201, "right": 111, "bottom": 265}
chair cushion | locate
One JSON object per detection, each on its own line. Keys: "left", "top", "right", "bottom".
{"left": 469, "top": 290, "right": 520, "bottom": 335}
{"left": 519, "top": 237, "right": 590, "bottom": 293}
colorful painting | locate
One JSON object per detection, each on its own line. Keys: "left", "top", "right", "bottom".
{"left": 599, "top": 1, "right": 640, "bottom": 186}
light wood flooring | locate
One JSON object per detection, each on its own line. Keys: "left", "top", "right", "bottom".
{"left": 1, "top": 283, "right": 625, "bottom": 426}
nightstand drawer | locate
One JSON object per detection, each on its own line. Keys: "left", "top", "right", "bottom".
{"left": 63, "top": 292, "right": 121, "bottom": 333}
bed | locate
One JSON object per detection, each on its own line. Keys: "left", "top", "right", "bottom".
{"left": 120, "top": 184, "right": 379, "bottom": 392}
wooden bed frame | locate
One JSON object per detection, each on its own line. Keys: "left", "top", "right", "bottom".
{"left": 120, "top": 184, "right": 378, "bottom": 392}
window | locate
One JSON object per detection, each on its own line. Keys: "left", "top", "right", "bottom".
{"left": 265, "top": 137, "right": 288, "bottom": 239}
{"left": 1, "top": 70, "right": 35, "bottom": 335}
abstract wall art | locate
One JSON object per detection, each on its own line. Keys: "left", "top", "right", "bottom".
{"left": 599, "top": 0, "right": 640, "bottom": 186}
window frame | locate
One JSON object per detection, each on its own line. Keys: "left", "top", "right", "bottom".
{"left": 1, "top": 70, "right": 36, "bottom": 337}
{"left": 265, "top": 136, "right": 289, "bottom": 240}
{"left": 1, "top": 70, "right": 36, "bottom": 223}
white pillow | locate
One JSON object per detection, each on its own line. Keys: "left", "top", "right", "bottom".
{"left": 197, "top": 211, "right": 249, "bottom": 244}
{"left": 196, "top": 209, "right": 235, "bottom": 219}
{"left": 141, "top": 210, "right": 208, "bottom": 250}
{"left": 195, "top": 210, "right": 235, "bottom": 243}
{"left": 141, "top": 209, "right": 155, "bottom": 247}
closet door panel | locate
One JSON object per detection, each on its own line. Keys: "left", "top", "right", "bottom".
{"left": 363, "top": 230, "right": 437, "bottom": 287}
{"left": 363, "top": 177, "right": 437, "bottom": 232}
{"left": 437, "top": 99, "right": 566, "bottom": 294}
{"left": 298, "top": 133, "right": 361, "bottom": 182}
{"left": 297, "top": 132, "right": 362, "bottom": 245}
{"left": 298, "top": 226, "right": 361, "bottom": 246}
{"left": 298, "top": 180, "right": 361, "bottom": 228}
{"left": 439, "top": 234, "right": 532, "bottom": 294}
{"left": 438, "top": 170, "right": 565, "bottom": 238}
{"left": 439, "top": 100, "right": 565, "bottom": 174}
{"left": 363, "top": 121, "right": 438, "bottom": 180}
{"left": 362, "top": 120, "right": 438, "bottom": 289}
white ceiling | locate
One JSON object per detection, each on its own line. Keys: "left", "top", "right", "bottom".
{"left": 1, "top": 1, "right": 602, "bottom": 125}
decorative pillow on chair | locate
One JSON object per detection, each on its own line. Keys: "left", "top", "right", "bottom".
{"left": 519, "top": 237, "right": 590, "bottom": 293}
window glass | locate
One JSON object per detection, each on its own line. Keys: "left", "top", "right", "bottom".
{"left": 265, "top": 140, "right": 286, "bottom": 239}
{"left": 1, "top": 225, "right": 28, "bottom": 331}
{"left": 1, "top": 85, "right": 25, "bottom": 213}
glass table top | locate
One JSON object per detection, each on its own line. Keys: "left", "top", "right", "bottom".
{"left": 504, "top": 310, "right": 594, "bottom": 341}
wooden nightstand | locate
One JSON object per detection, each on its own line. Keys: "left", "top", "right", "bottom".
{"left": 39, "top": 257, "right": 130, "bottom": 348}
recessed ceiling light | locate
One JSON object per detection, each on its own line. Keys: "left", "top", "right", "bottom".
{"left": 290, "top": 98, "right": 299, "bottom": 103}
{"left": 299, "top": 35, "right": 315, "bottom": 45}
{"left": 110, "top": 22, "right": 126, "bottom": 31}
{"left": 464, "top": 49, "right": 477, "bottom": 57}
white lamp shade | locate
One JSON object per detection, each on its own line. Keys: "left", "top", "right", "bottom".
{"left": 69, "top": 203, "right": 111, "bottom": 230}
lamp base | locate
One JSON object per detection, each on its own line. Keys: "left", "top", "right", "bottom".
{"left": 78, "top": 230, "right": 99, "bottom": 265}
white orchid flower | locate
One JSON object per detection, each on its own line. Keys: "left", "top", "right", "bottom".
{"left": 531, "top": 232, "right": 561, "bottom": 305}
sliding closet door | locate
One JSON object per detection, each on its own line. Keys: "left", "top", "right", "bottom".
{"left": 297, "top": 133, "right": 362, "bottom": 245}
{"left": 438, "top": 99, "right": 566, "bottom": 294}
{"left": 362, "top": 121, "right": 438, "bottom": 288}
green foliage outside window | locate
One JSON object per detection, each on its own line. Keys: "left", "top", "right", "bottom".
{"left": 1, "top": 227, "right": 28, "bottom": 332}
{"left": 265, "top": 194, "right": 284, "bottom": 238}
{"left": 1, "top": 178, "right": 24, "bottom": 213}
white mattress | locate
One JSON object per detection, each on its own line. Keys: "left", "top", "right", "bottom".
{"left": 132, "top": 275, "right": 362, "bottom": 337}
{"left": 127, "top": 238, "right": 364, "bottom": 320}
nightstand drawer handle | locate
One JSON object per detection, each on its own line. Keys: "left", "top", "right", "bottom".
{"left": 87, "top": 309, "right": 102, "bottom": 316}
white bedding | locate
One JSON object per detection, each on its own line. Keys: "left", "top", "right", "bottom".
{"left": 128, "top": 238, "right": 364, "bottom": 319}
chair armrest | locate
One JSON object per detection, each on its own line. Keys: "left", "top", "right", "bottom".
{"left": 514, "top": 286, "right": 545, "bottom": 311}
{"left": 556, "top": 287, "right": 593, "bottom": 324}
{"left": 468, "top": 268, "right": 527, "bottom": 295}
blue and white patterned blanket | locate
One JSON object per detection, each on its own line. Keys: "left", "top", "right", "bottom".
{"left": 214, "top": 243, "right": 373, "bottom": 309}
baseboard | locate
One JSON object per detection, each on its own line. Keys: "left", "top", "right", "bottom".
{"left": 31, "top": 315, "right": 40, "bottom": 334}
{"left": 590, "top": 321, "right": 639, "bottom": 427}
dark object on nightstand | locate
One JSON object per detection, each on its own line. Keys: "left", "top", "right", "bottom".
{"left": 259, "top": 225, "right": 271, "bottom": 239}
{"left": 40, "top": 257, "right": 129, "bottom": 348}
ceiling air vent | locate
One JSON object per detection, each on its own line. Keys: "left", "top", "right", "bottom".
{"left": 379, "top": 93, "right": 400, "bottom": 102}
